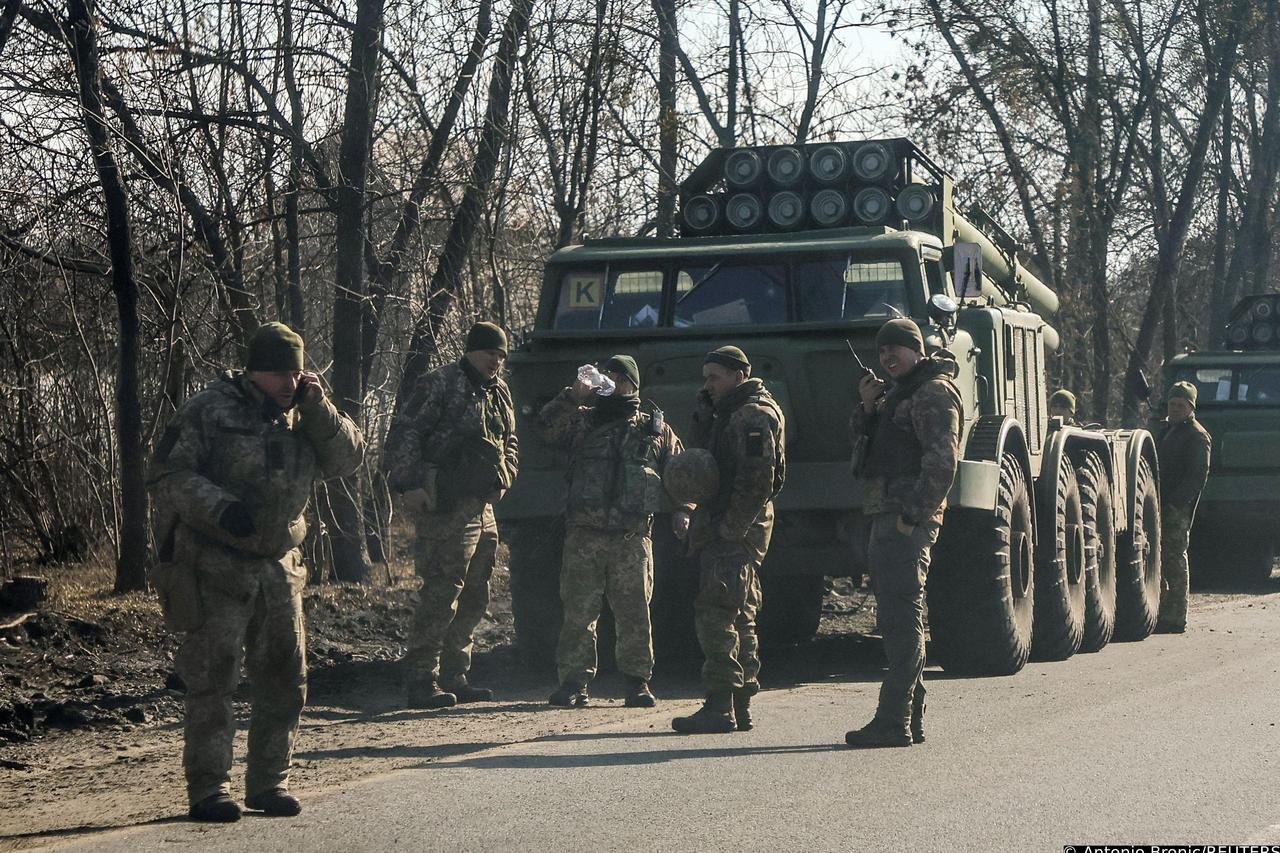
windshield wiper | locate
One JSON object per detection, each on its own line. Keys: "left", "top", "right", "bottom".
{"left": 676, "top": 260, "right": 724, "bottom": 305}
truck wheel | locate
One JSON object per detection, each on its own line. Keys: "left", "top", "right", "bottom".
{"left": 1031, "top": 459, "right": 1086, "bottom": 660}
{"left": 759, "top": 573, "right": 824, "bottom": 648}
{"left": 508, "top": 515, "right": 565, "bottom": 670}
{"left": 1077, "top": 452, "right": 1117, "bottom": 653}
{"left": 928, "top": 452, "right": 1035, "bottom": 676}
{"left": 1114, "top": 456, "right": 1161, "bottom": 641}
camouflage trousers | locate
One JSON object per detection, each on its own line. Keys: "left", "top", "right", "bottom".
{"left": 175, "top": 547, "right": 307, "bottom": 806}
{"left": 694, "top": 518, "right": 771, "bottom": 693}
{"left": 866, "top": 512, "right": 937, "bottom": 725}
{"left": 557, "top": 525, "right": 655, "bottom": 685}
{"left": 406, "top": 497, "right": 497, "bottom": 682}
{"left": 1159, "top": 504, "right": 1194, "bottom": 628}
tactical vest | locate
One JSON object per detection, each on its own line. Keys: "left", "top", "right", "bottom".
{"left": 862, "top": 363, "right": 959, "bottom": 479}
{"left": 566, "top": 408, "right": 665, "bottom": 517}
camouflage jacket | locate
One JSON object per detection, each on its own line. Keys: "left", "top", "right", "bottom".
{"left": 689, "top": 378, "right": 786, "bottom": 547}
{"left": 384, "top": 358, "right": 519, "bottom": 497}
{"left": 1157, "top": 416, "right": 1211, "bottom": 511}
{"left": 850, "top": 356, "right": 962, "bottom": 525}
{"left": 536, "top": 389, "right": 688, "bottom": 532}
{"left": 147, "top": 371, "right": 366, "bottom": 561}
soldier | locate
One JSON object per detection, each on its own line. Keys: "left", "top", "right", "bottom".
{"left": 148, "top": 322, "right": 365, "bottom": 822}
{"left": 845, "top": 318, "right": 962, "bottom": 748}
{"left": 1155, "top": 380, "right": 1212, "bottom": 634}
{"left": 672, "top": 345, "right": 785, "bottom": 735}
{"left": 534, "top": 355, "right": 688, "bottom": 708}
{"left": 384, "top": 321, "right": 519, "bottom": 708}
{"left": 1049, "top": 389, "right": 1079, "bottom": 425}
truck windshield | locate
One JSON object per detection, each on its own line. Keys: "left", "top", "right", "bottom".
{"left": 550, "top": 254, "right": 910, "bottom": 330}
{"left": 1171, "top": 365, "right": 1280, "bottom": 406}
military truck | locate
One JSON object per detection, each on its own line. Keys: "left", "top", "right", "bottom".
{"left": 1162, "top": 294, "right": 1280, "bottom": 586}
{"left": 499, "top": 138, "right": 1162, "bottom": 676}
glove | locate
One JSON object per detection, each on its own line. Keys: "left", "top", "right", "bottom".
{"left": 218, "top": 502, "right": 257, "bottom": 538}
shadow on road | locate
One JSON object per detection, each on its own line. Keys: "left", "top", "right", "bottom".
{"left": 422, "top": 741, "right": 845, "bottom": 771}
{"left": 295, "top": 741, "right": 502, "bottom": 763}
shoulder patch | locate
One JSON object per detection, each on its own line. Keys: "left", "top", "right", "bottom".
{"left": 745, "top": 427, "right": 766, "bottom": 457}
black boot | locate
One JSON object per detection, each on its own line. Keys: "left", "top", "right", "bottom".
{"left": 442, "top": 673, "right": 493, "bottom": 703}
{"left": 245, "top": 787, "right": 302, "bottom": 817}
{"left": 910, "top": 696, "right": 926, "bottom": 745}
{"left": 733, "top": 682, "right": 759, "bottom": 731}
{"left": 406, "top": 677, "right": 457, "bottom": 709}
{"left": 189, "top": 793, "right": 242, "bottom": 823}
{"left": 624, "top": 676, "right": 656, "bottom": 708}
{"left": 548, "top": 680, "right": 589, "bottom": 708}
{"left": 844, "top": 717, "right": 912, "bottom": 748}
{"left": 671, "top": 692, "right": 735, "bottom": 734}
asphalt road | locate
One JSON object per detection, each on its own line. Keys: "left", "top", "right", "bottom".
{"left": 46, "top": 591, "right": 1280, "bottom": 852}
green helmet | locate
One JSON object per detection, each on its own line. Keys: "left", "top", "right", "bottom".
{"left": 663, "top": 449, "right": 720, "bottom": 504}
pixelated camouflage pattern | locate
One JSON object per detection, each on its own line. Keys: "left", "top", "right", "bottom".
{"left": 404, "top": 497, "right": 498, "bottom": 680}
{"left": 662, "top": 448, "right": 719, "bottom": 505}
{"left": 1157, "top": 416, "right": 1212, "bottom": 512}
{"left": 694, "top": 527, "right": 767, "bottom": 692}
{"left": 535, "top": 388, "right": 687, "bottom": 532}
{"left": 556, "top": 525, "right": 655, "bottom": 685}
{"left": 148, "top": 371, "right": 365, "bottom": 561}
{"left": 865, "top": 511, "right": 938, "bottom": 724}
{"left": 687, "top": 378, "right": 786, "bottom": 551}
{"left": 850, "top": 357, "right": 962, "bottom": 525}
{"left": 384, "top": 358, "right": 519, "bottom": 495}
{"left": 148, "top": 371, "right": 363, "bottom": 806}
{"left": 1158, "top": 504, "right": 1193, "bottom": 628}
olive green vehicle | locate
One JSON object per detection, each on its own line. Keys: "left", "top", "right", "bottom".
{"left": 1163, "top": 294, "right": 1280, "bottom": 586}
{"left": 499, "top": 139, "right": 1162, "bottom": 676}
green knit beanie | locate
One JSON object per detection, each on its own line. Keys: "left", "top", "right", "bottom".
{"left": 875, "top": 318, "right": 925, "bottom": 354}
{"left": 1169, "top": 380, "right": 1197, "bottom": 407}
{"left": 602, "top": 354, "right": 641, "bottom": 389}
{"left": 704, "top": 345, "right": 751, "bottom": 374}
{"left": 246, "top": 322, "right": 305, "bottom": 371}
{"left": 465, "top": 321, "right": 508, "bottom": 354}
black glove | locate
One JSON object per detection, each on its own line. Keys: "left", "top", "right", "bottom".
{"left": 218, "top": 502, "right": 257, "bottom": 537}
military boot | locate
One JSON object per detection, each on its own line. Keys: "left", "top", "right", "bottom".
{"left": 189, "top": 793, "right": 242, "bottom": 823}
{"left": 406, "top": 677, "right": 457, "bottom": 709}
{"left": 671, "top": 692, "right": 735, "bottom": 734}
{"left": 623, "top": 676, "right": 656, "bottom": 708}
{"left": 245, "top": 787, "right": 302, "bottom": 817}
{"left": 733, "top": 682, "right": 759, "bottom": 731}
{"left": 910, "top": 696, "right": 926, "bottom": 745}
{"left": 442, "top": 673, "right": 493, "bottom": 703}
{"left": 844, "top": 717, "right": 912, "bottom": 749}
{"left": 548, "top": 680, "right": 589, "bottom": 708}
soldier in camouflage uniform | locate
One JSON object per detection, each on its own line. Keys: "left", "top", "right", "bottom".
{"left": 672, "top": 346, "right": 785, "bottom": 735}
{"left": 384, "top": 322, "right": 519, "bottom": 708}
{"left": 845, "top": 318, "right": 962, "bottom": 748}
{"left": 148, "top": 322, "right": 365, "bottom": 822}
{"left": 1155, "top": 380, "right": 1212, "bottom": 634}
{"left": 1049, "top": 389, "right": 1079, "bottom": 426}
{"left": 534, "top": 355, "right": 689, "bottom": 708}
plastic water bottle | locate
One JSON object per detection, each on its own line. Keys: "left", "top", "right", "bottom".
{"left": 577, "top": 364, "right": 616, "bottom": 396}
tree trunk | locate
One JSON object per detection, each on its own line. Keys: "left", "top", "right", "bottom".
{"left": 326, "top": 0, "right": 386, "bottom": 583}
{"left": 394, "top": 0, "right": 535, "bottom": 412}
{"left": 653, "top": 0, "right": 678, "bottom": 237}
{"left": 66, "top": 0, "right": 147, "bottom": 592}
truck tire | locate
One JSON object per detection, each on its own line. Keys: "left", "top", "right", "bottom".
{"left": 508, "top": 515, "right": 565, "bottom": 669}
{"left": 928, "top": 452, "right": 1034, "bottom": 676}
{"left": 1114, "top": 456, "right": 1161, "bottom": 641}
{"left": 759, "top": 573, "right": 824, "bottom": 648}
{"left": 1031, "top": 459, "right": 1085, "bottom": 661}
{"left": 1077, "top": 452, "right": 1117, "bottom": 653}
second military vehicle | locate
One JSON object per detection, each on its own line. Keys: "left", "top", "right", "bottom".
{"left": 1162, "top": 294, "right": 1280, "bottom": 586}
{"left": 500, "top": 138, "right": 1162, "bottom": 676}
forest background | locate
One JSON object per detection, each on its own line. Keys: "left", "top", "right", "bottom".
{"left": 0, "top": 0, "right": 1275, "bottom": 589}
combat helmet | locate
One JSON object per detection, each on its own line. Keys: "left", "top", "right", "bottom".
{"left": 663, "top": 449, "right": 720, "bottom": 504}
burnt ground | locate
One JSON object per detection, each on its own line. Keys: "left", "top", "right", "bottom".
{"left": 0, "top": 543, "right": 879, "bottom": 849}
